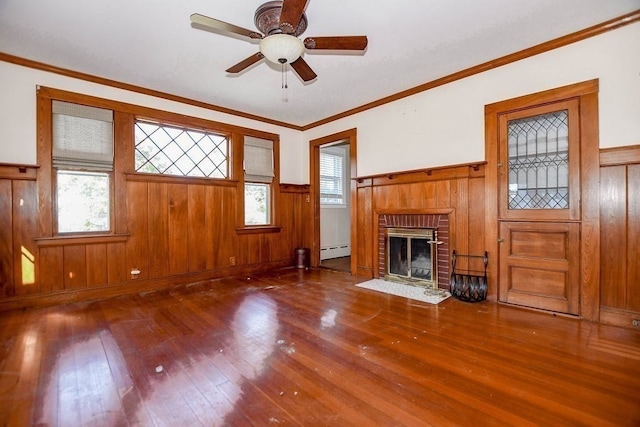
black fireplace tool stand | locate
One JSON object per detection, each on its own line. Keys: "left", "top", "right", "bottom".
{"left": 450, "top": 250, "right": 488, "bottom": 302}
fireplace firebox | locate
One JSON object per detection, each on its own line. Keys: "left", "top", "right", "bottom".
{"left": 386, "top": 228, "right": 437, "bottom": 289}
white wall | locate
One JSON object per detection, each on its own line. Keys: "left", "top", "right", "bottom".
{"left": 303, "top": 22, "right": 640, "bottom": 179}
{"left": 1, "top": 23, "right": 638, "bottom": 184}
{"left": 0, "top": 62, "right": 306, "bottom": 184}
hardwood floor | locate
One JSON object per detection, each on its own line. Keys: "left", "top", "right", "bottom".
{"left": 320, "top": 256, "right": 351, "bottom": 272}
{"left": 0, "top": 268, "right": 639, "bottom": 426}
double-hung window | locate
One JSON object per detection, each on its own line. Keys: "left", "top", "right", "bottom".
{"left": 320, "top": 149, "right": 346, "bottom": 205}
{"left": 52, "top": 101, "right": 114, "bottom": 234}
{"left": 244, "top": 137, "right": 274, "bottom": 225}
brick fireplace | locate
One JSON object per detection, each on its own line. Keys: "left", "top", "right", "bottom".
{"left": 377, "top": 213, "right": 451, "bottom": 290}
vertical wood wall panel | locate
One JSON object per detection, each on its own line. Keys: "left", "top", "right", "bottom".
{"left": 107, "top": 242, "right": 127, "bottom": 285}
{"left": 469, "top": 177, "right": 486, "bottom": 273}
{"left": 206, "top": 186, "right": 222, "bottom": 268}
{"left": 63, "top": 245, "right": 86, "bottom": 290}
{"left": 599, "top": 166, "right": 627, "bottom": 308}
{"left": 147, "top": 182, "right": 169, "bottom": 279}
{"left": 38, "top": 247, "right": 63, "bottom": 293}
{"left": 422, "top": 181, "right": 436, "bottom": 207}
{"left": 85, "top": 244, "right": 108, "bottom": 288}
{"left": 599, "top": 146, "right": 640, "bottom": 327}
{"left": 220, "top": 186, "right": 237, "bottom": 266}
{"left": 0, "top": 180, "right": 13, "bottom": 297}
{"left": 12, "top": 180, "right": 37, "bottom": 296}
{"left": 126, "top": 181, "right": 149, "bottom": 280}
{"left": 187, "top": 185, "right": 207, "bottom": 272}
{"left": 435, "top": 181, "right": 450, "bottom": 208}
{"left": 168, "top": 183, "right": 189, "bottom": 275}
{"left": 356, "top": 185, "right": 373, "bottom": 277}
{"left": 627, "top": 164, "right": 640, "bottom": 311}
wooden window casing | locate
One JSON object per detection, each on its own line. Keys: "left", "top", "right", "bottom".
{"left": 36, "top": 86, "right": 281, "bottom": 242}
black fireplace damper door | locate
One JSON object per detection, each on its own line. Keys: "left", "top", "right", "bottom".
{"left": 387, "top": 228, "right": 435, "bottom": 285}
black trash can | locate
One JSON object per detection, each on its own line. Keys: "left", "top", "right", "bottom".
{"left": 295, "top": 247, "right": 310, "bottom": 269}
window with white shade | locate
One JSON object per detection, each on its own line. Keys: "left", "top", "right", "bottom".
{"left": 244, "top": 137, "right": 274, "bottom": 225}
{"left": 52, "top": 101, "right": 114, "bottom": 233}
{"left": 320, "top": 150, "right": 346, "bottom": 205}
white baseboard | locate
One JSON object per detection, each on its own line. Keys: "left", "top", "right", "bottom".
{"left": 320, "top": 244, "right": 351, "bottom": 260}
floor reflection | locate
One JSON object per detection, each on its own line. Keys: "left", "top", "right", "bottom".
{"left": 30, "top": 292, "right": 281, "bottom": 426}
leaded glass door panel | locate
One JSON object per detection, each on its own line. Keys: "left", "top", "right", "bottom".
{"left": 498, "top": 99, "right": 580, "bottom": 221}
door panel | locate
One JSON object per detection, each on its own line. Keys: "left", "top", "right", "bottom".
{"left": 499, "top": 221, "right": 579, "bottom": 314}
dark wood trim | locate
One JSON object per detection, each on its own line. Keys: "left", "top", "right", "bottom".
{"left": 0, "top": 163, "right": 38, "bottom": 180}
{"left": 375, "top": 208, "right": 454, "bottom": 216}
{"left": 309, "top": 129, "right": 358, "bottom": 271}
{"left": 36, "top": 92, "right": 53, "bottom": 237}
{"left": 280, "top": 183, "right": 310, "bottom": 194}
{"left": 600, "top": 145, "right": 640, "bottom": 166}
{"left": 35, "top": 234, "right": 129, "bottom": 247}
{"left": 4, "top": 11, "right": 636, "bottom": 131}
{"left": 125, "top": 172, "right": 239, "bottom": 187}
{"left": 37, "top": 86, "right": 281, "bottom": 139}
{"left": 0, "top": 259, "right": 293, "bottom": 312}
{"left": 599, "top": 307, "right": 640, "bottom": 329}
{"left": 113, "top": 111, "right": 131, "bottom": 235}
{"left": 0, "top": 55, "right": 303, "bottom": 130}
{"left": 233, "top": 134, "right": 281, "bottom": 230}
{"left": 357, "top": 162, "right": 486, "bottom": 187}
{"left": 235, "top": 226, "right": 282, "bottom": 235}
{"left": 484, "top": 79, "right": 601, "bottom": 321}
{"left": 580, "top": 90, "right": 601, "bottom": 321}
{"left": 302, "top": 11, "right": 639, "bottom": 130}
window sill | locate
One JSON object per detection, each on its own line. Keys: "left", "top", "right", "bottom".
{"left": 35, "top": 234, "right": 129, "bottom": 247}
{"left": 235, "top": 226, "right": 282, "bottom": 235}
{"left": 125, "top": 172, "right": 238, "bottom": 187}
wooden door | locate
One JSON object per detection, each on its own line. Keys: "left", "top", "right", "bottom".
{"left": 497, "top": 99, "right": 582, "bottom": 314}
{"left": 499, "top": 221, "right": 580, "bottom": 314}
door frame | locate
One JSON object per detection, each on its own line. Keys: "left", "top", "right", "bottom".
{"left": 309, "top": 129, "right": 357, "bottom": 272}
{"left": 484, "top": 79, "right": 600, "bottom": 320}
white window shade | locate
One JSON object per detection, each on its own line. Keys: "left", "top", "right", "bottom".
{"left": 244, "top": 137, "right": 274, "bottom": 183}
{"left": 52, "top": 100, "right": 114, "bottom": 171}
{"left": 320, "top": 151, "right": 345, "bottom": 204}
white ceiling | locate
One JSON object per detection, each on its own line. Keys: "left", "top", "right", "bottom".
{"left": 1, "top": 0, "right": 638, "bottom": 127}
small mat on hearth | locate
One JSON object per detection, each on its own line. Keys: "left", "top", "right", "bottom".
{"left": 356, "top": 279, "right": 450, "bottom": 305}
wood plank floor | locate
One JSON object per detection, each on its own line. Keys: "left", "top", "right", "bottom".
{"left": 1, "top": 268, "right": 639, "bottom": 426}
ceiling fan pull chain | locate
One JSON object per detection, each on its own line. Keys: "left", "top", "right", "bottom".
{"left": 281, "top": 63, "right": 289, "bottom": 89}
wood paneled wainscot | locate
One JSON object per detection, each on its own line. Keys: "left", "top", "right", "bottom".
{"left": 600, "top": 145, "right": 640, "bottom": 328}
{"left": 0, "top": 164, "right": 38, "bottom": 298}
{"left": 0, "top": 164, "right": 308, "bottom": 310}
{"left": 353, "top": 163, "right": 487, "bottom": 296}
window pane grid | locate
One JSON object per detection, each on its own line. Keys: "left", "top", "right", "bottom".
{"left": 134, "top": 121, "right": 228, "bottom": 179}
{"left": 320, "top": 152, "right": 344, "bottom": 204}
{"left": 57, "top": 170, "right": 110, "bottom": 233}
{"left": 245, "top": 183, "right": 270, "bottom": 225}
{"left": 507, "top": 110, "right": 569, "bottom": 210}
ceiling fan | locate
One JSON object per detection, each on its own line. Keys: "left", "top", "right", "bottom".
{"left": 190, "top": 0, "right": 368, "bottom": 82}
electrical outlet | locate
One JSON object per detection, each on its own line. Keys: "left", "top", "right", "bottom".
{"left": 230, "top": 256, "right": 236, "bottom": 266}
{"left": 632, "top": 319, "right": 640, "bottom": 328}
{"left": 305, "top": 195, "right": 310, "bottom": 203}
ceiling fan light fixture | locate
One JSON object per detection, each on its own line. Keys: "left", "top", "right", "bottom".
{"left": 259, "top": 34, "right": 304, "bottom": 64}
